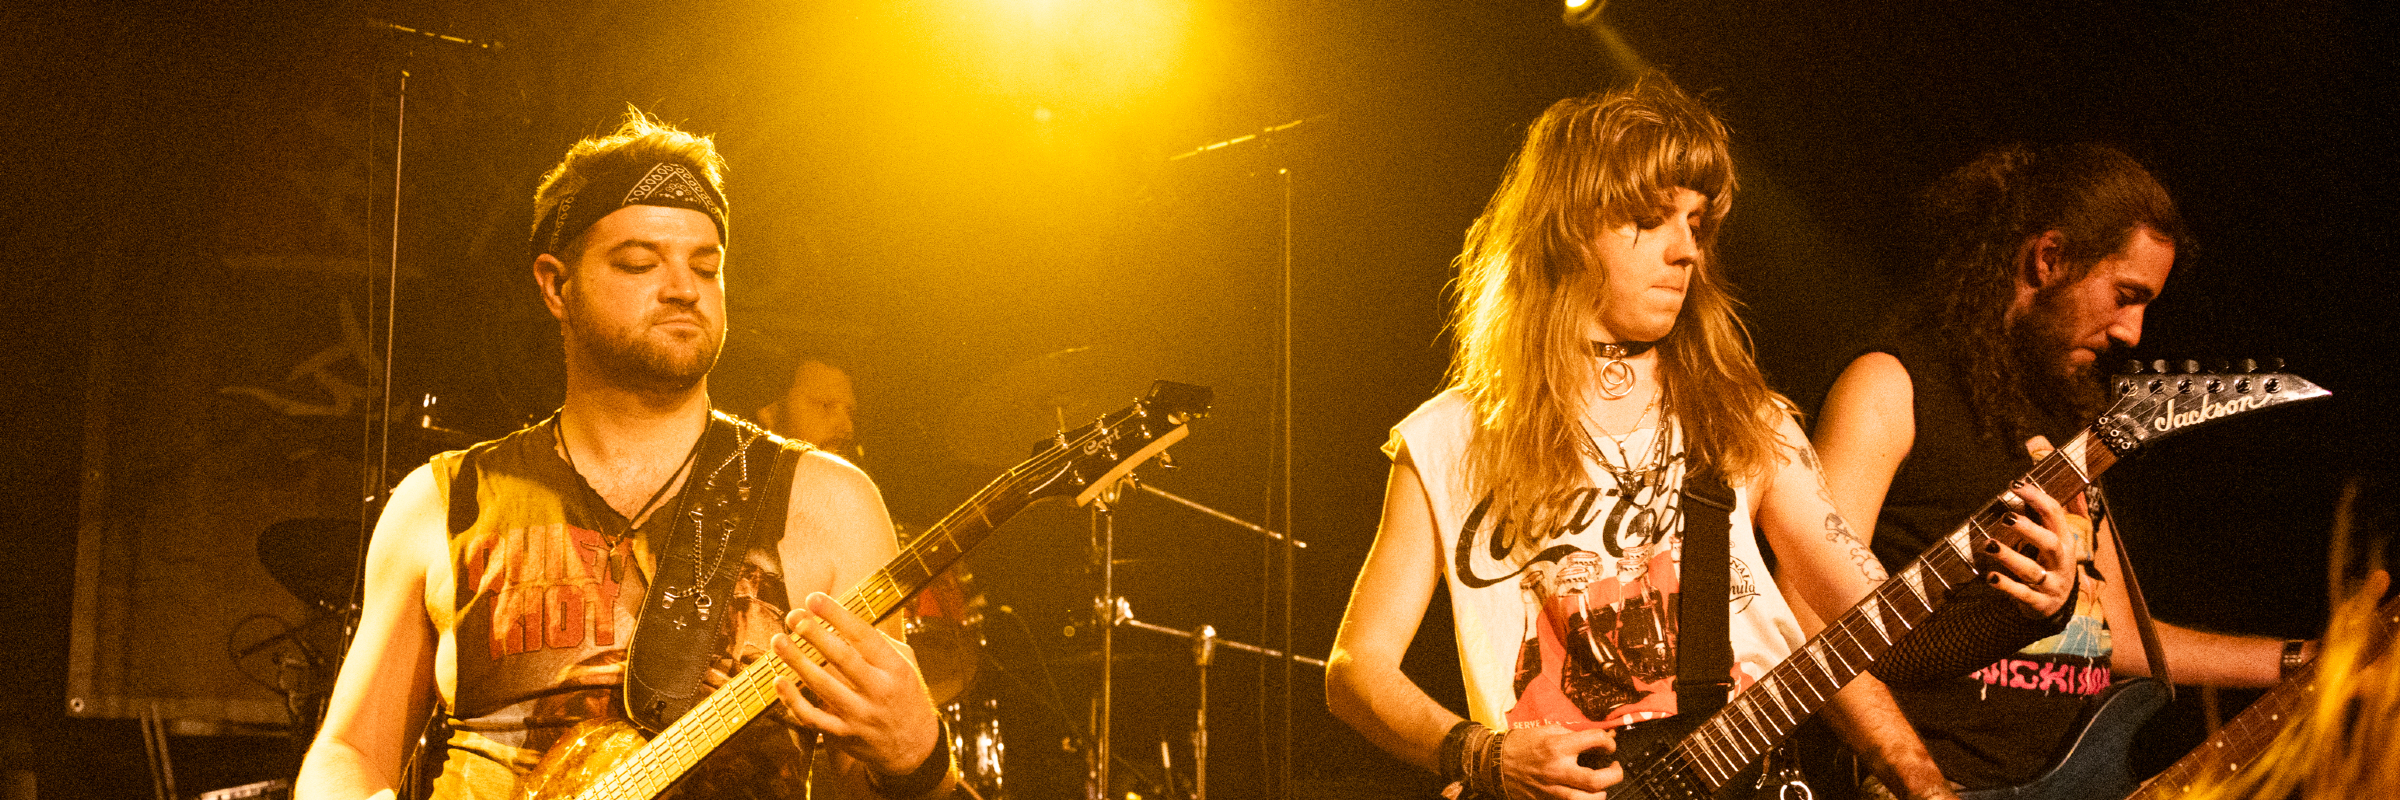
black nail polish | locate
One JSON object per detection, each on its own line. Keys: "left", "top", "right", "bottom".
{"left": 2001, "top": 512, "right": 2019, "bottom": 525}
{"left": 1987, "top": 572, "right": 2002, "bottom": 584}
{"left": 1984, "top": 541, "right": 2002, "bottom": 554}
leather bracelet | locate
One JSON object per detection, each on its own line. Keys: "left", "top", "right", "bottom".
{"left": 1437, "top": 720, "right": 1479, "bottom": 786}
{"left": 2280, "top": 639, "right": 2310, "bottom": 679}
{"left": 1437, "top": 720, "right": 1507, "bottom": 799}
{"left": 867, "top": 717, "right": 954, "bottom": 799}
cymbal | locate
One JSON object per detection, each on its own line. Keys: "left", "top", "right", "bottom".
{"left": 257, "top": 517, "right": 364, "bottom": 613}
{"left": 908, "top": 560, "right": 986, "bottom": 704}
{"left": 945, "top": 346, "right": 1160, "bottom": 467}
{"left": 909, "top": 617, "right": 981, "bottom": 704}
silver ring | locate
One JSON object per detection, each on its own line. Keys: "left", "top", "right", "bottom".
{"left": 2030, "top": 568, "right": 2049, "bottom": 584}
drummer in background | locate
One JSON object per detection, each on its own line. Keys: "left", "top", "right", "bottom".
{"left": 757, "top": 354, "right": 859, "bottom": 459}
{"left": 754, "top": 352, "right": 983, "bottom": 707}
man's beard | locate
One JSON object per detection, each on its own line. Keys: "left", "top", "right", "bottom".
{"left": 2008, "top": 290, "right": 2114, "bottom": 424}
{"left": 568, "top": 308, "right": 721, "bottom": 394}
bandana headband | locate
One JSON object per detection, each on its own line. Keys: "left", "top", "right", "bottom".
{"left": 531, "top": 160, "right": 729, "bottom": 259}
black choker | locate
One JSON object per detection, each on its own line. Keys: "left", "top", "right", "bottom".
{"left": 1589, "top": 340, "right": 1659, "bottom": 358}
{"left": 1590, "top": 340, "right": 1658, "bottom": 400}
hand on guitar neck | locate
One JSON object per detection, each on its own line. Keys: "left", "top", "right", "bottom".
{"left": 771, "top": 591, "right": 944, "bottom": 778}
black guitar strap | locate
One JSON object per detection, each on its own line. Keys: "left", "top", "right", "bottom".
{"left": 625, "top": 418, "right": 805, "bottom": 732}
{"left": 1676, "top": 466, "right": 1737, "bottom": 719}
{"left": 2092, "top": 484, "right": 2175, "bottom": 700}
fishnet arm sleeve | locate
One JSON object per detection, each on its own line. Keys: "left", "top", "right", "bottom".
{"left": 1871, "top": 578, "right": 2072, "bottom": 685}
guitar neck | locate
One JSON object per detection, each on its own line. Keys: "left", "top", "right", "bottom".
{"left": 1632, "top": 432, "right": 2117, "bottom": 794}
{"left": 2130, "top": 591, "right": 2400, "bottom": 799}
{"left": 2127, "top": 662, "right": 2314, "bottom": 800}
{"left": 573, "top": 465, "right": 1046, "bottom": 800}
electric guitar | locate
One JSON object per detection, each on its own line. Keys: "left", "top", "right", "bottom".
{"left": 513, "top": 380, "right": 1212, "bottom": 800}
{"left": 2126, "top": 590, "right": 2400, "bottom": 800}
{"left": 1602, "top": 365, "right": 2330, "bottom": 800}
{"left": 1950, "top": 677, "right": 2167, "bottom": 800}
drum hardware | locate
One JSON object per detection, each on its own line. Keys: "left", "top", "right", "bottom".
{"left": 1108, "top": 597, "right": 1327, "bottom": 800}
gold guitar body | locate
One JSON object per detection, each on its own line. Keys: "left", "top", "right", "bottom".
{"left": 512, "top": 715, "right": 826, "bottom": 800}
{"left": 516, "top": 717, "right": 652, "bottom": 800}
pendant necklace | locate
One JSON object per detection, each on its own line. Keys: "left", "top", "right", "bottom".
{"left": 1590, "top": 339, "right": 1659, "bottom": 400}
{"left": 555, "top": 414, "right": 703, "bottom": 548}
{"left": 1584, "top": 392, "right": 1665, "bottom": 494}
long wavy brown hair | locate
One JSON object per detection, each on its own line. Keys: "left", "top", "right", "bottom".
{"left": 1445, "top": 74, "right": 1788, "bottom": 555}
{"left": 1911, "top": 142, "right": 2188, "bottom": 447}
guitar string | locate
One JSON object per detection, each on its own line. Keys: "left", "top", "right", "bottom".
{"left": 1665, "top": 441, "right": 2061, "bottom": 788}
{"left": 1674, "top": 417, "right": 2135, "bottom": 785}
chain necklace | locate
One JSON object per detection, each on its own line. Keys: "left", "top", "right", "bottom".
{"left": 555, "top": 413, "right": 761, "bottom": 627}
{"left": 1580, "top": 393, "right": 1674, "bottom": 496}
{"left": 669, "top": 421, "right": 762, "bottom": 625}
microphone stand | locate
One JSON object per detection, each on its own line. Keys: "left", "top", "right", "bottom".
{"left": 1109, "top": 597, "right": 1327, "bottom": 800}
{"left": 1090, "top": 500, "right": 1117, "bottom": 800}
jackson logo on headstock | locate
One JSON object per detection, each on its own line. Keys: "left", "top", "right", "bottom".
{"left": 2153, "top": 392, "right": 2272, "bottom": 433}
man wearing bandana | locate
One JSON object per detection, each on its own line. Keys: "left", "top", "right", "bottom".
{"left": 296, "top": 112, "right": 952, "bottom": 799}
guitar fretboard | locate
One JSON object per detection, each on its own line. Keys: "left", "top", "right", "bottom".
{"left": 2130, "top": 593, "right": 2400, "bottom": 799}
{"left": 1631, "top": 432, "right": 2118, "bottom": 793}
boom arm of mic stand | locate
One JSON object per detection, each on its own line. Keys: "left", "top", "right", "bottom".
{"left": 1135, "top": 484, "right": 1308, "bottom": 549}
{"left": 1110, "top": 598, "right": 1326, "bottom": 667}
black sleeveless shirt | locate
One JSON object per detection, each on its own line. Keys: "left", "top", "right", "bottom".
{"left": 1854, "top": 323, "right": 2117, "bottom": 789}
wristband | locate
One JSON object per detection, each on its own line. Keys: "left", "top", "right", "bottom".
{"left": 867, "top": 717, "right": 954, "bottom": 799}
{"left": 1436, "top": 720, "right": 1506, "bottom": 800}
{"left": 2280, "top": 639, "right": 2311, "bottom": 679}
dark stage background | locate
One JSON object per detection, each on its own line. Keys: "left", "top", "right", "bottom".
{"left": 3, "top": 0, "right": 2393, "bottom": 797}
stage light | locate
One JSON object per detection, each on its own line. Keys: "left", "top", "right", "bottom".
{"left": 1563, "top": 0, "right": 1607, "bottom": 26}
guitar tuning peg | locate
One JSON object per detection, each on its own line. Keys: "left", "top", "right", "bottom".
{"left": 2269, "top": 357, "right": 2287, "bottom": 371}
{"left": 2179, "top": 359, "right": 2202, "bottom": 375}
{"left": 2239, "top": 358, "right": 2259, "bottom": 373}
{"left": 1154, "top": 451, "right": 1176, "bottom": 470}
{"left": 2123, "top": 359, "right": 2147, "bottom": 375}
{"left": 2150, "top": 359, "right": 2170, "bottom": 375}
{"left": 2207, "top": 358, "right": 2230, "bottom": 373}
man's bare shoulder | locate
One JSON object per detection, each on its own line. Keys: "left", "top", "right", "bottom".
{"left": 786, "top": 448, "right": 880, "bottom": 509}
{"left": 1833, "top": 352, "right": 1913, "bottom": 400}
{"left": 781, "top": 448, "right": 894, "bottom": 548}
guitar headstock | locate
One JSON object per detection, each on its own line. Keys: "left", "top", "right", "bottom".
{"left": 2092, "top": 359, "right": 2328, "bottom": 455}
{"left": 1019, "top": 381, "right": 1213, "bottom": 508}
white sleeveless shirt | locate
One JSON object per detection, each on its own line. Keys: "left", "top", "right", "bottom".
{"left": 1390, "top": 390, "right": 1805, "bottom": 731}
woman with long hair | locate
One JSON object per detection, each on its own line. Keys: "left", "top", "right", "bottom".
{"left": 1324, "top": 75, "right": 2082, "bottom": 800}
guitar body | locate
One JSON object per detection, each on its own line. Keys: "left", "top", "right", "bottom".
{"left": 1955, "top": 678, "right": 2166, "bottom": 800}
{"left": 1605, "top": 717, "right": 1806, "bottom": 800}
{"left": 518, "top": 717, "right": 654, "bottom": 800}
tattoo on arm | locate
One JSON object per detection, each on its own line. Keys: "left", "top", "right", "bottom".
{"left": 1791, "top": 439, "right": 1887, "bottom": 582}
{"left": 1825, "top": 512, "right": 1887, "bottom": 583}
